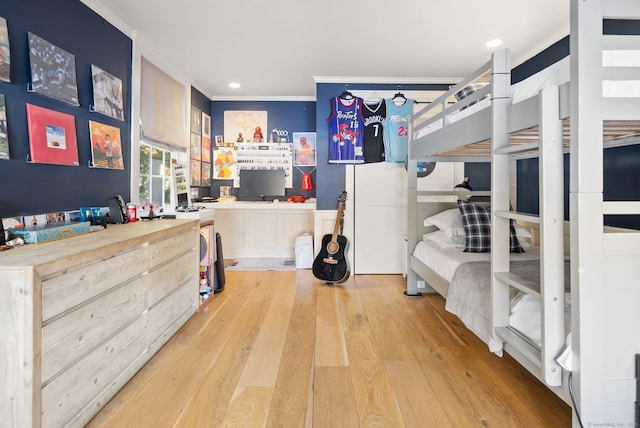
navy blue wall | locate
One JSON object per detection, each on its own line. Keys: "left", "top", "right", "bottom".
{"left": 0, "top": 0, "right": 132, "bottom": 218}
{"left": 210, "top": 100, "right": 316, "bottom": 200}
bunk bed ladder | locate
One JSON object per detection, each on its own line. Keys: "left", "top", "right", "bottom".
{"left": 492, "top": 65, "right": 566, "bottom": 387}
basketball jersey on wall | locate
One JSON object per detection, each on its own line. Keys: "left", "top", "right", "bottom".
{"left": 383, "top": 98, "right": 412, "bottom": 163}
{"left": 361, "top": 99, "right": 386, "bottom": 163}
{"left": 327, "top": 96, "right": 364, "bottom": 164}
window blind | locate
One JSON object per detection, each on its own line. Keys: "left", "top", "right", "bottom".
{"left": 140, "top": 57, "right": 187, "bottom": 150}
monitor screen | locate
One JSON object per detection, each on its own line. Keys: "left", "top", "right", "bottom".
{"left": 239, "top": 169, "right": 286, "bottom": 201}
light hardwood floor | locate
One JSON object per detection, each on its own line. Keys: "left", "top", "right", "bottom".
{"left": 87, "top": 269, "right": 571, "bottom": 427}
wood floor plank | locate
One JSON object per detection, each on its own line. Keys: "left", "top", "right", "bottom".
{"left": 237, "top": 273, "right": 297, "bottom": 387}
{"left": 354, "top": 275, "right": 416, "bottom": 361}
{"left": 313, "top": 366, "right": 360, "bottom": 427}
{"left": 173, "top": 274, "right": 275, "bottom": 427}
{"left": 218, "top": 386, "right": 273, "bottom": 428}
{"left": 345, "top": 330, "right": 406, "bottom": 427}
{"left": 266, "top": 271, "right": 317, "bottom": 428}
{"left": 315, "top": 284, "right": 348, "bottom": 367}
{"left": 385, "top": 360, "right": 454, "bottom": 428}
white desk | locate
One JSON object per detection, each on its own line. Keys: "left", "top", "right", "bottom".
{"left": 200, "top": 200, "right": 315, "bottom": 258}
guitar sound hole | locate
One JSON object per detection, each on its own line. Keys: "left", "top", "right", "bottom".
{"left": 327, "top": 242, "right": 339, "bottom": 255}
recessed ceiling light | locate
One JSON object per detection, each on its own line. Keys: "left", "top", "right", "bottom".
{"left": 229, "top": 82, "right": 241, "bottom": 89}
{"left": 486, "top": 39, "right": 503, "bottom": 48}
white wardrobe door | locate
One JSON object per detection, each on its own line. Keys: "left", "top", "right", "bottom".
{"left": 354, "top": 162, "right": 407, "bottom": 274}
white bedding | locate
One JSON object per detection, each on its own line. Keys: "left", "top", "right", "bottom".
{"left": 412, "top": 239, "right": 540, "bottom": 282}
{"left": 412, "top": 238, "right": 569, "bottom": 355}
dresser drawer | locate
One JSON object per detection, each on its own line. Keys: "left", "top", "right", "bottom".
{"left": 148, "top": 227, "right": 197, "bottom": 269}
{"left": 42, "top": 245, "right": 148, "bottom": 322}
{"left": 147, "top": 249, "right": 197, "bottom": 306}
{"left": 41, "top": 315, "right": 147, "bottom": 428}
{"left": 147, "top": 279, "right": 197, "bottom": 347}
{"left": 42, "top": 275, "right": 147, "bottom": 384}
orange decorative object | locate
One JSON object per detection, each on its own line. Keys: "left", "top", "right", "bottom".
{"left": 253, "top": 126, "right": 263, "bottom": 143}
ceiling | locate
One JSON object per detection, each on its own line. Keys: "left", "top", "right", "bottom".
{"left": 83, "top": 0, "right": 569, "bottom": 100}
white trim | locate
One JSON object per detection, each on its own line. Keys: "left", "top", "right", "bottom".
{"left": 79, "top": 0, "right": 135, "bottom": 38}
{"left": 211, "top": 95, "right": 317, "bottom": 102}
{"left": 313, "top": 76, "right": 461, "bottom": 85}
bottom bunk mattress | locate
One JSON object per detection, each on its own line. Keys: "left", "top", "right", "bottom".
{"left": 412, "top": 240, "right": 570, "bottom": 355}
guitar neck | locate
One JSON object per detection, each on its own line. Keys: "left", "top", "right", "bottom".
{"left": 331, "top": 200, "right": 344, "bottom": 242}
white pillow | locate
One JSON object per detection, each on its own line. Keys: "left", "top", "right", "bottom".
{"left": 513, "top": 222, "right": 532, "bottom": 239}
{"left": 423, "top": 230, "right": 465, "bottom": 249}
{"left": 423, "top": 208, "right": 465, "bottom": 238}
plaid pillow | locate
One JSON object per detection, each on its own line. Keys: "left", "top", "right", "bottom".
{"left": 454, "top": 83, "right": 489, "bottom": 110}
{"left": 457, "top": 200, "right": 525, "bottom": 253}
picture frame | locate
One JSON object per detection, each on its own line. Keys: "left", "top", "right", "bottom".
{"left": 26, "top": 103, "right": 79, "bottom": 166}
{"left": 201, "top": 161, "right": 211, "bottom": 186}
{"left": 215, "top": 135, "right": 223, "bottom": 147}
{"left": 0, "top": 17, "right": 10, "bottom": 83}
{"left": 190, "top": 159, "right": 201, "bottom": 186}
{"left": 190, "top": 132, "right": 201, "bottom": 160}
{"left": 223, "top": 110, "right": 267, "bottom": 143}
{"left": 89, "top": 120, "right": 124, "bottom": 169}
{"left": 202, "top": 112, "right": 211, "bottom": 138}
{"left": 28, "top": 33, "right": 79, "bottom": 106}
{"left": 0, "top": 94, "right": 8, "bottom": 160}
{"left": 91, "top": 65, "right": 124, "bottom": 121}
{"left": 213, "top": 147, "right": 236, "bottom": 180}
{"left": 201, "top": 135, "right": 211, "bottom": 163}
{"left": 191, "top": 106, "right": 201, "bottom": 135}
{"left": 293, "top": 132, "right": 317, "bottom": 166}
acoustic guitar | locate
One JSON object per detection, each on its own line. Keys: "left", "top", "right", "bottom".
{"left": 312, "top": 191, "right": 350, "bottom": 284}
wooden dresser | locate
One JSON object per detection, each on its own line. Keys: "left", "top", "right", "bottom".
{"left": 0, "top": 219, "right": 200, "bottom": 427}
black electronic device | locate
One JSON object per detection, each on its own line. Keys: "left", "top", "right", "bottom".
{"left": 107, "top": 195, "right": 128, "bottom": 224}
{"left": 238, "top": 169, "right": 286, "bottom": 201}
{"left": 0, "top": 218, "right": 5, "bottom": 246}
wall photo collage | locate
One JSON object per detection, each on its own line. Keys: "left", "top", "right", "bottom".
{"left": 0, "top": 15, "right": 126, "bottom": 169}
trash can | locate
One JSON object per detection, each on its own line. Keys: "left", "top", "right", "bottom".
{"left": 295, "top": 232, "right": 314, "bottom": 269}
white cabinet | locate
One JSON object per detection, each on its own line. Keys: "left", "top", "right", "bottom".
{"left": 203, "top": 202, "right": 315, "bottom": 258}
{"left": 0, "top": 220, "right": 200, "bottom": 428}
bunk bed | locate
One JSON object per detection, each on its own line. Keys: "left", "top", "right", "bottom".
{"left": 406, "top": 0, "right": 640, "bottom": 422}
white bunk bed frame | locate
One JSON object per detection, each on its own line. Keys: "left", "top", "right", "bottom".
{"left": 406, "top": 0, "right": 640, "bottom": 425}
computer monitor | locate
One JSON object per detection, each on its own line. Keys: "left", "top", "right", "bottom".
{"left": 239, "top": 169, "right": 286, "bottom": 201}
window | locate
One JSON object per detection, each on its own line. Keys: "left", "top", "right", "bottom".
{"left": 139, "top": 142, "right": 172, "bottom": 207}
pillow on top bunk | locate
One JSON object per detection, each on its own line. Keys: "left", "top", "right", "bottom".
{"left": 423, "top": 208, "right": 465, "bottom": 238}
{"left": 454, "top": 83, "right": 489, "bottom": 110}
{"left": 457, "top": 200, "right": 525, "bottom": 253}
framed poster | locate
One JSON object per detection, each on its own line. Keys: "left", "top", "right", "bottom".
{"left": 213, "top": 147, "right": 236, "bottom": 180}
{"left": 26, "top": 103, "right": 78, "bottom": 166}
{"left": 28, "top": 33, "right": 79, "bottom": 106}
{"left": 190, "top": 159, "right": 201, "bottom": 186}
{"left": 191, "top": 106, "right": 201, "bottom": 135}
{"left": 91, "top": 65, "right": 124, "bottom": 121}
{"left": 0, "top": 17, "right": 10, "bottom": 83}
{"left": 0, "top": 94, "right": 8, "bottom": 160}
{"left": 202, "top": 112, "right": 211, "bottom": 138}
{"left": 190, "top": 132, "right": 201, "bottom": 160}
{"left": 223, "top": 110, "right": 267, "bottom": 143}
{"left": 89, "top": 120, "right": 123, "bottom": 169}
{"left": 201, "top": 161, "right": 211, "bottom": 186}
{"left": 293, "top": 132, "right": 316, "bottom": 166}
{"left": 201, "top": 135, "right": 211, "bottom": 163}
